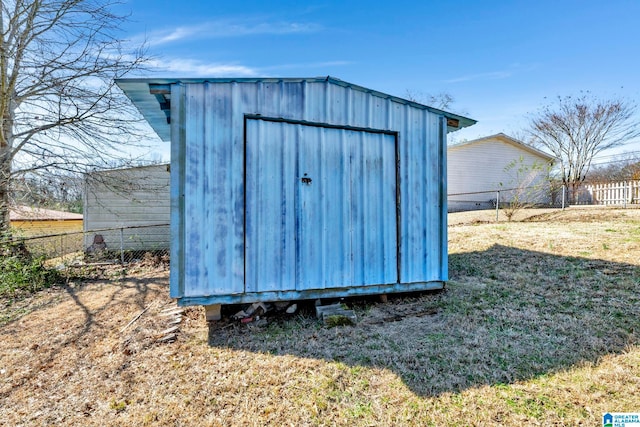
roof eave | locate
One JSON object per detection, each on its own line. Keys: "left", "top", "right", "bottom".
{"left": 116, "top": 76, "right": 477, "bottom": 140}
{"left": 449, "top": 133, "right": 556, "bottom": 163}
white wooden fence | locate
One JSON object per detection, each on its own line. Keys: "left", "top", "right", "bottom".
{"left": 586, "top": 181, "right": 640, "bottom": 206}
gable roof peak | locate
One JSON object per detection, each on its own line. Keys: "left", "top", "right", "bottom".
{"left": 449, "top": 133, "right": 555, "bottom": 163}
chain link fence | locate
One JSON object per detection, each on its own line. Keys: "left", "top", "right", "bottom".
{"left": 448, "top": 180, "right": 640, "bottom": 218}
{"left": 447, "top": 182, "right": 562, "bottom": 214}
{"left": 6, "top": 179, "right": 638, "bottom": 275}
{"left": 3, "top": 224, "right": 170, "bottom": 271}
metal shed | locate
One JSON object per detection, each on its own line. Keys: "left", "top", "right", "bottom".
{"left": 117, "top": 77, "right": 476, "bottom": 309}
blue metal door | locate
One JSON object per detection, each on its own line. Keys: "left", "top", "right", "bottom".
{"left": 245, "top": 117, "right": 398, "bottom": 293}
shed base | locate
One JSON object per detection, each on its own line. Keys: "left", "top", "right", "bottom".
{"left": 176, "top": 281, "right": 445, "bottom": 307}
{"left": 204, "top": 304, "right": 222, "bottom": 321}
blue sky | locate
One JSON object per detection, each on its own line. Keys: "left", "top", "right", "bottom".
{"left": 119, "top": 0, "right": 640, "bottom": 162}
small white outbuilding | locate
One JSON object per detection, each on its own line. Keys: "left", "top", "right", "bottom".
{"left": 83, "top": 164, "right": 170, "bottom": 251}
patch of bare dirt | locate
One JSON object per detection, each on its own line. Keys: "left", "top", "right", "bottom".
{"left": 0, "top": 268, "right": 195, "bottom": 426}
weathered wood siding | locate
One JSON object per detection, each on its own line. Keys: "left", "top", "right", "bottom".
{"left": 83, "top": 164, "right": 170, "bottom": 250}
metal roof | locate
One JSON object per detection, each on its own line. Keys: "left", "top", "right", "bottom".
{"left": 116, "top": 76, "right": 477, "bottom": 142}
{"left": 10, "top": 206, "right": 83, "bottom": 221}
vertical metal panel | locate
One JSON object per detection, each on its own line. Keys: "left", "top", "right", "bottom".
{"left": 245, "top": 117, "right": 397, "bottom": 292}
{"left": 439, "top": 115, "right": 448, "bottom": 281}
{"left": 183, "top": 84, "right": 206, "bottom": 296}
{"left": 245, "top": 118, "right": 296, "bottom": 292}
{"left": 296, "top": 124, "right": 398, "bottom": 289}
{"left": 180, "top": 83, "right": 246, "bottom": 297}
{"left": 431, "top": 112, "right": 448, "bottom": 281}
{"left": 169, "top": 84, "right": 185, "bottom": 299}
{"left": 398, "top": 105, "right": 445, "bottom": 284}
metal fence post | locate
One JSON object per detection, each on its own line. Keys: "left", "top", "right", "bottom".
{"left": 120, "top": 227, "right": 125, "bottom": 265}
{"left": 561, "top": 184, "right": 566, "bottom": 211}
{"left": 495, "top": 190, "right": 500, "bottom": 221}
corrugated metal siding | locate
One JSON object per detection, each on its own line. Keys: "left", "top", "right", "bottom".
{"left": 245, "top": 118, "right": 397, "bottom": 292}
{"left": 244, "top": 118, "right": 296, "bottom": 293}
{"left": 409, "top": 113, "right": 441, "bottom": 283}
{"left": 179, "top": 82, "right": 247, "bottom": 298}
{"left": 83, "top": 164, "right": 170, "bottom": 250}
{"left": 169, "top": 84, "right": 186, "bottom": 298}
{"left": 171, "top": 79, "right": 449, "bottom": 304}
{"left": 448, "top": 138, "right": 551, "bottom": 202}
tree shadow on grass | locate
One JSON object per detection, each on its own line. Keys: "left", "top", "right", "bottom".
{"left": 0, "top": 273, "right": 162, "bottom": 327}
{"left": 0, "top": 274, "right": 168, "bottom": 402}
{"left": 207, "top": 244, "right": 640, "bottom": 397}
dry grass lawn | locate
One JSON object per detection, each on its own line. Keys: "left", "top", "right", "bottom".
{"left": 1, "top": 207, "right": 639, "bottom": 426}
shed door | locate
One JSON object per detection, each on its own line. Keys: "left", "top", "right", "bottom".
{"left": 245, "top": 118, "right": 397, "bottom": 293}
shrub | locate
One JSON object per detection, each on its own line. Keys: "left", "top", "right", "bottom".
{"left": 0, "top": 253, "right": 62, "bottom": 299}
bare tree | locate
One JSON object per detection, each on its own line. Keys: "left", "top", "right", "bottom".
{"left": 0, "top": 0, "right": 149, "bottom": 235}
{"left": 12, "top": 172, "right": 83, "bottom": 212}
{"left": 528, "top": 93, "right": 640, "bottom": 203}
{"left": 404, "top": 89, "right": 455, "bottom": 111}
{"left": 587, "top": 153, "right": 640, "bottom": 183}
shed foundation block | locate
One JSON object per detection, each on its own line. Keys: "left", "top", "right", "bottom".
{"left": 204, "top": 304, "right": 222, "bottom": 321}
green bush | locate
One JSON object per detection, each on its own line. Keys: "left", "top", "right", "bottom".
{"left": 0, "top": 254, "right": 62, "bottom": 299}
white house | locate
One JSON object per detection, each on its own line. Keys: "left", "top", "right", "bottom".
{"left": 83, "top": 163, "right": 170, "bottom": 251}
{"left": 447, "top": 133, "right": 555, "bottom": 212}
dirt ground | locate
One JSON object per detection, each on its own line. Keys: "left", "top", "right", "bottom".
{"left": 1, "top": 207, "right": 638, "bottom": 426}
{"left": 0, "top": 269, "right": 176, "bottom": 426}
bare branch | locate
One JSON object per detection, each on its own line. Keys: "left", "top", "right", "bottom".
{"left": 528, "top": 93, "right": 640, "bottom": 203}
{"left": 0, "top": 0, "right": 151, "bottom": 233}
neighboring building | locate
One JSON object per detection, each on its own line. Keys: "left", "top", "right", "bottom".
{"left": 10, "top": 205, "right": 83, "bottom": 236}
{"left": 117, "top": 76, "right": 476, "bottom": 311}
{"left": 83, "top": 163, "right": 170, "bottom": 251}
{"left": 447, "top": 133, "right": 555, "bottom": 212}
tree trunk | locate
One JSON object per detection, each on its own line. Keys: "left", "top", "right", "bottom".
{"left": 570, "top": 181, "right": 582, "bottom": 205}
{"left": 0, "top": 116, "right": 12, "bottom": 236}
{"left": 0, "top": 157, "right": 10, "bottom": 237}
{"left": 0, "top": 88, "right": 16, "bottom": 237}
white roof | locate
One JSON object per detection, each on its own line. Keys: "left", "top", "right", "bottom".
{"left": 9, "top": 205, "right": 83, "bottom": 221}
{"left": 449, "top": 133, "right": 556, "bottom": 163}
